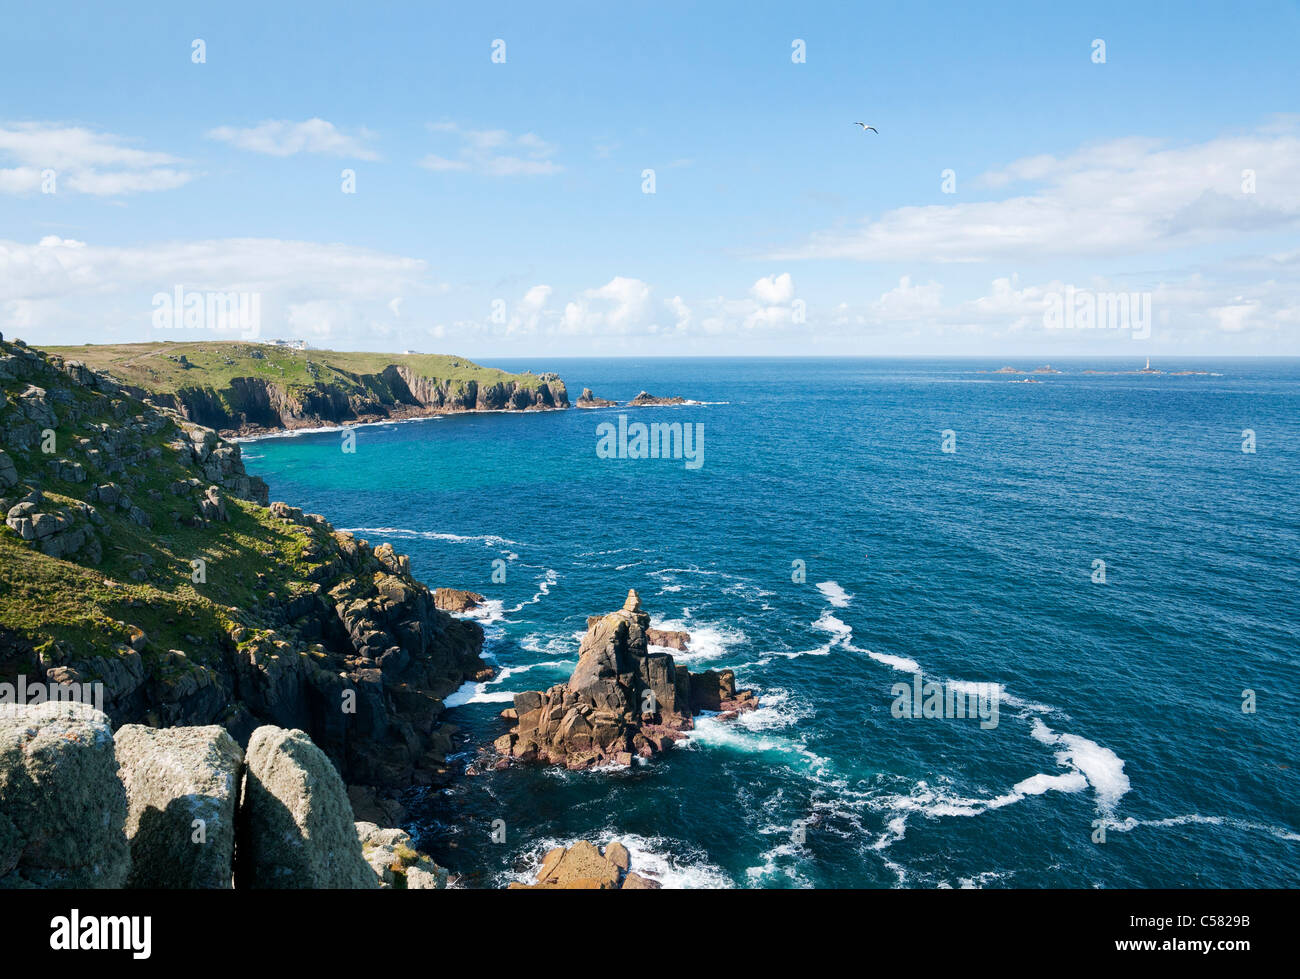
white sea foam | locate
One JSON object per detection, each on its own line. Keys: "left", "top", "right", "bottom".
{"left": 1030, "top": 718, "right": 1130, "bottom": 811}
{"left": 504, "top": 834, "right": 734, "bottom": 889}
{"left": 815, "top": 581, "right": 853, "bottom": 608}
{"left": 457, "top": 597, "right": 506, "bottom": 625}
{"left": 490, "top": 660, "right": 571, "bottom": 683}
{"left": 444, "top": 680, "right": 516, "bottom": 708}
{"left": 648, "top": 617, "right": 746, "bottom": 663}
{"left": 682, "top": 714, "right": 829, "bottom": 775}
{"left": 744, "top": 837, "right": 813, "bottom": 886}
{"left": 1106, "top": 813, "right": 1300, "bottom": 842}
{"left": 339, "top": 526, "right": 522, "bottom": 549}
{"left": 233, "top": 414, "right": 443, "bottom": 442}
{"left": 506, "top": 568, "right": 558, "bottom": 613}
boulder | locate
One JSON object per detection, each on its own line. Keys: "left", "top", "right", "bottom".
{"left": 0, "top": 701, "right": 130, "bottom": 888}
{"left": 235, "top": 725, "right": 378, "bottom": 889}
{"left": 114, "top": 724, "right": 243, "bottom": 889}
{"left": 355, "top": 820, "right": 448, "bottom": 889}
{"left": 509, "top": 839, "right": 657, "bottom": 889}
{"left": 433, "top": 588, "right": 485, "bottom": 613}
{"left": 646, "top": 627, "right": 690, "bottom": 651}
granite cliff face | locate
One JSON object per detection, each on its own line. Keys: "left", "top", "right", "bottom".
{"left": 0, "top": 335, "right": 485, "bottom": 789}
{"left": 493, "top": 589, "right": 756, "bottom": 770}
{"left": 146, "top": 367, "right": 568, "bottom": 435}
{"left": 43, "top": 341, "right": 569, "bottom": 437}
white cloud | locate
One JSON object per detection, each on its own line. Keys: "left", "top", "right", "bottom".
{"left": 0, "top": 123, "right": 194, "bottom": 195}
{"left": 562, "top": 277, "right": 651, "bottom": 333}
{"left": 0, "top": 236, "right": 438, "bottom": 345}
{"left": 751, "top": 273, "right": 794, "bottom": 305}
{"left": 771, "top": 122, "right": 1300, "bottom": 263}
{"left": 206, "top": 118, "right": 379, "bottom": 159}
{"left": 420, "top": 123, "right": 561, "bottom": 177}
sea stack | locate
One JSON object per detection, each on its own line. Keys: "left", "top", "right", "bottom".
{"left": 493, "top": 589, "right": 756, "bottom": 770}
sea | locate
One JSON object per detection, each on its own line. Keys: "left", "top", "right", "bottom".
{"left": 240, "top": 357, "right": 1300, "bottom": 888}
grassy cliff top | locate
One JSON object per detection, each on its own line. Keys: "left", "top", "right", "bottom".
{"left": 43, "top": 341, "right": 551, "bottom": 394}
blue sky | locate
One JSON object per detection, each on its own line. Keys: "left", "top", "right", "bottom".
{"left": 2, "top": 1, "right": 1298, "bottom": 356}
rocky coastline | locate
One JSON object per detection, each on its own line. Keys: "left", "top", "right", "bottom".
{"left": 0, "top": 335, "right": 489, "bottom": 795}
{"left": 0, "top": 335, "right": 727, "bottom": 890}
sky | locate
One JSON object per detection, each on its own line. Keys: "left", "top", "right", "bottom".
{"left": 2, "top": 0, "right": 1298, "bottom": 358}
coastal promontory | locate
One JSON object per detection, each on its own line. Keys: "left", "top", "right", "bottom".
{"left": 43, "top": 341, "right": 569, "bottom": 437}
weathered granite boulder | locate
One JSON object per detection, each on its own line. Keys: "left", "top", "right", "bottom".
{"left": 0, "top": 701, "right": 129, "bottom": 888}
{"left": 434, "top": 588, "right": 485, "bottom": 613}
{"left": 114, "top": 724, "right": 242, "bottom": 889}
{"left": 235, "top": 725, "right": 377, "bottom": 889}
{"left": 497, "top": 590, "right": 756, "bottom": 770}
{"left": 509, "top": 839, "right": 661, "bottom": 889}
{"left": 355, "top": 820, "right": 447, "bottom": 889}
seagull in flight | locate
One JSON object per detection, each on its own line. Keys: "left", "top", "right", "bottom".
{"left": 854, "top": 122, "right": 878, "bottom": 133}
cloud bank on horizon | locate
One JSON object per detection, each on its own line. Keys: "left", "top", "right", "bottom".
{"left": 1, "top": 2, "right": 1297, "bottom": 357}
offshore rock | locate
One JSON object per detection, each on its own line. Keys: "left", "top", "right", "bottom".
{"left": 508, "top": 839, "right": 662, "bottom": 889}
{"left": 498, "top": 589, "right": 756, "bottom": 769}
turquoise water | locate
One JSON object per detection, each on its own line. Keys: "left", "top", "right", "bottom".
{"left": 244, "top": 358, "right": 1300, "bottom": 888}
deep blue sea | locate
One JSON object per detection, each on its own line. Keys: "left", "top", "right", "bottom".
{"left": 242, "top": 358, "right": 1300, "bottom": 888}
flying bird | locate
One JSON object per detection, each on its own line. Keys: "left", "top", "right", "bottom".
{"left": 854, "top": 122, "right": 878, "bottom": 133}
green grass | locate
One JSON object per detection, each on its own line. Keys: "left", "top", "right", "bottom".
{"left": 43, "top": 341, "right": 550, "bottom": 396}
{"left": 0, "top": 354, "right": 368, "bottom": 670}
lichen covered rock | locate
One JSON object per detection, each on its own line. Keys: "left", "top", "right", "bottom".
{"left": 0, "top": 701, "right": 129, "bottom": 888}
{"left": 235, "top": 725, "right": 377, "bottom": 889}
{"left": 114, "top": 724, "right": 242, "bottom": 888}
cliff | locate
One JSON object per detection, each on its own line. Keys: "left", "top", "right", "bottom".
{"left": 43, "top": 341, "right": 569, "bottom": 436}
{"left": 0, "top": 334, "right": 486, "bottom": 788}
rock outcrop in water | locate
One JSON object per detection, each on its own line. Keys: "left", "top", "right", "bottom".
{"left": 575, "top": 388, "right": 616, "bottom": 408}
{"left": 493, "top": 589, "right": 756, "bottom": 770}
{"left": 434, "top": 588, "right": 485, "bottom": 613}
{"left": 626, "top": 390, "right": 687, "bottom": 407}
{"left": 508, "top": 839, "right": 661, "bottom": 889}
{"left": 646, "top": 627, "right": 690, "bottom": 651}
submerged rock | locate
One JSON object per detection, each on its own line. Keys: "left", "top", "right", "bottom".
{"left": 0, "top": 701, "right": 129, "bottom": 888}
{"left": 114, "top": 724, "right": 242, "bottom": 889}
{"left": 235, "top": 725, "right": 377, "bottom": 889}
